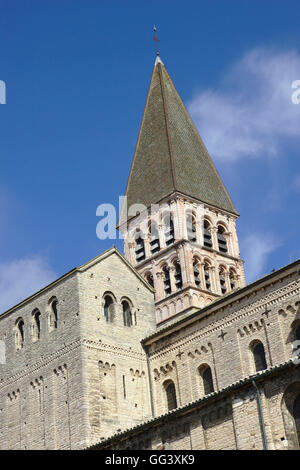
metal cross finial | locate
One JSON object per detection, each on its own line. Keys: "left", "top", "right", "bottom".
{"left": 153, "top": 25, "right": 160, "bottom": 56}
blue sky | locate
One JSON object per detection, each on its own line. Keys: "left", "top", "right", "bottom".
{"left": 1, "top": 0, "right": 300, "bottom": 312}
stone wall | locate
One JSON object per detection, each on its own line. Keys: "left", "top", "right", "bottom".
{"left": 78, "top": 250, "right": 156, "bottom": 445}
{"left": 91, "top": 363, "right": 300, "bottom": 450}
{"left": 0, "top": 271, "right": 87, "bottom": 449}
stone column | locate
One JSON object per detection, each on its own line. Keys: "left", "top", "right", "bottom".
{"left": 155, "top": 271, "right": 164, "bottom": 301}
{"left": 144, "top": 236, "right": 151, "bottom": 259}
{"left": 238, "top": 261, "right": 246, "bottom": 288}
{"left": 175, "top": 243, "right": 187, "bottom": 287}
{"left": 158, "top": 223, "right": 166, "bottom": 250}
{"left": 128, "top": 242, "right": 136, "bottom": 266}
{"left": 211, "top": 226, "right": 218, "bottom": 251}
{"left": 211, "top": 265, "right": 218, "bottom": 294}
{"left": 181, "top": 244, "right": 194, "bottom": 287}
{"left": 199, "top": 261, "right": 206, "bottom": 289}
{"left": 181, "top": 201, "right": 188, "bottom": 241}
{"left": 224, "top": 271, "right": 231, "bottom": 293}
{"left": 169, "top": 265, "right": 177, "bottom": 293}
{"left": 123, "top": 239, "right": 129, "bottom": 260}
{"left": 170, "top": 199, "right": 180, "bottom": 241}
{"left": 227, "top": 231, "right": 234, "bottom": 256}
{"left": 229, "top": 219, "right": 239, "bottom": 258}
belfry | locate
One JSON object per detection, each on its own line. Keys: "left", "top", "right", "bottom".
{"left": 120, "top": 55, "right": 245, "bottom": 324}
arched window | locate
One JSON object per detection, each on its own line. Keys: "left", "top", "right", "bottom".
{"left": 186, "top": 213, "right": 196, "bottom": 242}
{"left": 252, "top": 342, "right": 267, "bottom": 372}
{"left": 164, "top": 214, "right": 175, "bottom": 246}
{"left": 165, "top": 381, "right": 177, "bottom": 411}
{"left": 145, "top": 272, "right": 154, "bottom": 289}
{"left": 219, "top": 267, "right": 227, "bottom": 294}
{"left": 174, "top": 260, "right": 183, "bottom": 290}
{"left": 51, "top": 300, "right": 58, "bottom": 329}
{"left": 201, "top": 366, "right": 214, "bottom": 395}
{"left": 281, "top": 384, "right": 300, "bottom": 449}
{"left": 229, "top": 269, "right": 236, "bottom": 290}
{"left": 48, "top": 298, "right": 58, "bottom": 331}
{"left": 149, "top": 221, "right": 160, "bottom": 255}
{"left": 203, "top": 220, "right": 212, "bottom": 248}
{"left": 104, "top": 295, "right": 114, "bottom": 322}
{"left": 294, "top": 325, "right": 300, "bottom": 342}
{"left": 16, "top": 319, "right": 25, "bottom": 350}
{"left": 217, "top": 226, "right": 228, "bottom": 253}
{"left": 163, "top": 265, "right": 171, "bottom": 295}
{"left": 193, "top": 259, "right": 201, "bottom": 287}
{"left": 32, "top": 310, "right": 41, "bottom": 341}
{"left": 204, "top": 263, "right": 211, "bottom": 291}
{"left": 122, "top": 300, "right": 132, "bottom": 327}
{"left": 135, "top": 233, "right": 146, "bottom": 262}
{"left": 293, "top": 394, "right": 300, "bottom": 446}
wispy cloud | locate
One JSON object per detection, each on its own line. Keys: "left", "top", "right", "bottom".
{"left": 188, "top": 48, "right": 300, "bottom": 161}
{"left": 0, "top": 255, "right": 57, "bottom": 314}
{"left": 240, "top": 233, "right": 281, "bottom": 283}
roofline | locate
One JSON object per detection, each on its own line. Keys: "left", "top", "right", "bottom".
{"left": 142, "top": 258, "right": 300, "bottom": 345}
{"left": 0, "top": 267, "right": 77, "bottom": 319}
{"left": 161, "top": 60, "right": 239, "bottom": 216}
{"left": 117, "top": 189, "right": 239, "bottom": 230}
{"left": 0, "top": 246, "right": 154, "bottom": 319}
{"left": 86, "top": 358, "right": 299, "bottom": 449}
{"left": 117, "top": 59, "right": 158, "bottom": 229}
{"left": 157, "top": 62, "right": 177, "bottom": 188}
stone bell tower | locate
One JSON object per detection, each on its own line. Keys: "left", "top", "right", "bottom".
{"left": 118, "top": 55, "right": 245, "bottom": 325}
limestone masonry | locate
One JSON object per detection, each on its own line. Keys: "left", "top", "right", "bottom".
{"left": 1, "top": 56, "right": 299, "bottom": 450}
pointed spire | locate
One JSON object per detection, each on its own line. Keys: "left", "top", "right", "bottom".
{"left": 123, "top": 59, "right": 238, "bottom": 221}
{"left": 155, "top": 54, "right": 164, "bottom": 66}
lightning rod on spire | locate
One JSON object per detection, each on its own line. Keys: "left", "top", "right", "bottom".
{"left": 153, "top": 25, "right": 160, "bottom": 56}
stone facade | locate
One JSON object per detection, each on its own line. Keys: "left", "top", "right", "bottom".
{"left": 0, "top": 248, "right": 299, "bottom": 450}
{"left": 91, "top": 362, "right": 300, "bottom": 451}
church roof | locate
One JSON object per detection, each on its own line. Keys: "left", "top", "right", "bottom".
{"left": 123, "top": 56, "right": 238, "bottom": 220}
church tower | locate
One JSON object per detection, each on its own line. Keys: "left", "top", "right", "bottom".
{"left": 119, "top": 56, "right": 245, "bottom": 324}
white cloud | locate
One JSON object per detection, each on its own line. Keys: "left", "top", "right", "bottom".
{"left": 240, "top": 233, "right": 280, "bottom": 283}
{"left": 188, "top": 48, "right": 300, "bottom": 161}
{"left": 0, "top": 255, "right": 57, "bottom": 314}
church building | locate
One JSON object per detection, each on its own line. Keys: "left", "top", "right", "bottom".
{"left": 0, "top": 55, "right": 299, "bottom": 451}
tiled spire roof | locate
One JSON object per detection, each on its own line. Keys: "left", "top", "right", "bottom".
{"left": 123, "top": 56, "right": 238, "bottom": 219}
